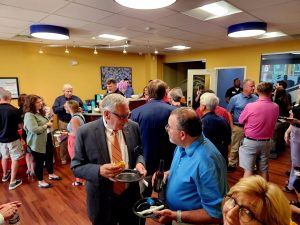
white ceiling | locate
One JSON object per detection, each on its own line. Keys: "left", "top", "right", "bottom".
{"left": 0, "top": 0, "right": 299, "bottom": 55}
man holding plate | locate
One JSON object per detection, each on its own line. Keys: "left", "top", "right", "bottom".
{"left": 71, "top": 94, "right": 147, "bottom": 225}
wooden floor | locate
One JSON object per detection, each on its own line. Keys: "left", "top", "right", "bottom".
{"left": 0, "top": 148, "right": 297, "bottom": 225}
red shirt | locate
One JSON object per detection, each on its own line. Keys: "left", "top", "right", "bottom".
{"left": 196, "top": 106, "right": 230, "bottom": 124}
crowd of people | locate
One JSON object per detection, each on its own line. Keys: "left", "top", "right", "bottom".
{"left": 0, "top": 77, "right": 299, "bottom": 225}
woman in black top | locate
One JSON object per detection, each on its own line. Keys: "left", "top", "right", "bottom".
{"left": 284, "top": 85, "right": 300, "bottom": 192}
{"left": 271, "top": 88, "right": 290, "bottom": 158}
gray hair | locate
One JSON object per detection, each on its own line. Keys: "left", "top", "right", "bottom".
{"left": 169, "top": 87, "right": 183, "bottom": 101}
{"left": 243, "top": 78, "right": 254, "bottom": 86}
{"left": 63, "top": 83, "right": 73, "bottom": 91}
{"left": 101, "top": 94, "right": 129, "bottom": 113}
{"left": 0, "top": 89, "right": 12, "bottom": 100}
{"left": 200, "top": 92, "right": 219, "bottom": 111}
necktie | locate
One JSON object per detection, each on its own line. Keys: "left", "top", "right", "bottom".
{"left": 111, "top": 131, "right": 125, "bottom": 195}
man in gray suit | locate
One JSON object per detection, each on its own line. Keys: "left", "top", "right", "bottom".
{"left": 71, "top": 94, "right": 147, "bottom": 225}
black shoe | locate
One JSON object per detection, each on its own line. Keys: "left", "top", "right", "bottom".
{"left": 227, "top": 165, "right": 236, "bottom": 172}
{"left": 285, "top": 171, "right": 291, "bottom": 177}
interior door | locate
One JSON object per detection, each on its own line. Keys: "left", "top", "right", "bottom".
{"left": 216, "top": 67, "right": 246, "bottom": 108}
{"left": 187, "top": 69, "right": 216, "bottom": 108}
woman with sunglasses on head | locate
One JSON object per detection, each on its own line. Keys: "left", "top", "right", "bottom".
{"left": 223, "top": 175, "right": 291, "bottom": 225}
{"left": 23, "top": 94, "right": 61, "bottom": 188}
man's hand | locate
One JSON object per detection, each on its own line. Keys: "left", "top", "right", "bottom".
{"left": 99, "top": 163, "right": 124, "bottom": 179}
{"left": 0, "top": 201, "right": 21, "bottom": 221}
{"left": 153, "top": 209, "right": 176, "bottom": 224}
{"left": 151, "top": 170, "right": 169, "bottom": 187}
{"left": 135, "top": 163, "right": 147, "bottom": 177}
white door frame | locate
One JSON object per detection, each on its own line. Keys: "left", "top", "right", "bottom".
{"left": 187, "top": 69, "right": 217, "bottom": 106}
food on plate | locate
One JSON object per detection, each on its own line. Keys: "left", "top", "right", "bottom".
{"left": 137, "top": 205, "right": 164, "bottom": 215}
{"left": 114, "top": 160, "right": 126, "bottom": 170}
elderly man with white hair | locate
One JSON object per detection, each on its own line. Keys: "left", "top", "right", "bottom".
{"left": 52, "top": 84, "right": 83, "bottom": 165}
{"left": 199, "top": 92, "right": 231, "bottom": 165}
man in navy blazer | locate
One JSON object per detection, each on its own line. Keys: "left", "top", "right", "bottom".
{"left": 71, "top": 94, "right": 147, "bottom": 225}
{"left": 131, "top": 79, "right": 176, "bottom": 177}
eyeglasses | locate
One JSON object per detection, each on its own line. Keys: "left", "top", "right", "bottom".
{"left": 224, "top": 196, "right": 264, "bottom": 224}
{"left": 165, "top": 124, "right": 182, "bottom": 132}
{"left": 109, "top": 111, "right": 131, "bottom": 120}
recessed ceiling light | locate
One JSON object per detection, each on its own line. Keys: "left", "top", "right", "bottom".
{"left": 228, "top": 22, "right": 267, "bottom": 38}
{"left": 30, "top": 24, "right": 69, "bottom": 40}
{"left": 96, "top": 34, "right": 127, "bottom": 41}
{"left": 115, "top": 0, "right": 176, "bottom": 9}
{"left": 165, "top": 45, "right": 191, "bottom": 51}
{"left": 257, "top": 31, "right": 287, "bottom": 39}
{"left": 183, "top": 1, "right": 242, "bottom": 21}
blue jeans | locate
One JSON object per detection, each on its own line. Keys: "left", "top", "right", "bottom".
{"left": 288, "top": 126, "right": 300, "bottom": 189}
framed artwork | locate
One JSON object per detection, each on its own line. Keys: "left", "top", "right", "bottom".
{"left": 100, "top": 66, "right": 132, "bottom": 90}
{"left": 0, "top": 77, "right": 19, "bottom": 99}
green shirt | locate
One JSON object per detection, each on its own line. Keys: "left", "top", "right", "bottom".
{"left": 24, "top": 112, "right": 48, "bottom": 153}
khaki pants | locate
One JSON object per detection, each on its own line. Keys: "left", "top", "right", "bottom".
{"left": 228, "top": 125, "right": 244, "bottom": 166}
{"left": 58, "top": 120, "right": 69, "bottom": 162}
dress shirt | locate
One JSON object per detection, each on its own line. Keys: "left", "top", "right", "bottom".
{"left": 239, "top": 97, "right": 279, "bottom": 139}
{"left": 124, "top": 86, "right": 134, "bottom": 98}
{"left": 166, "top": 135, "right": 228, "bottom": 219}
{"left": 52, "top": 95, "right": 83, "bottom": 122}
{"left": 102, "top": 117, "right": 129, "bottom": 168}
{"left": 227, "top": 93, "right": 258, "bottom": 123}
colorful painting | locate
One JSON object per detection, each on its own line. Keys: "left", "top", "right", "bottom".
{"left": 101, "top": 66, "right": 132, "bottom": 90}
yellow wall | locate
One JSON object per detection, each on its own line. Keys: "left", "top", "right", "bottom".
{"left": 2, "top": 39, "right": 300, "bottom": 108}
{"left": 0, "top": 40, "right": 158, "bottom": 107}
{"left": 163, "top": 39, "right": 300, "bottom": 83}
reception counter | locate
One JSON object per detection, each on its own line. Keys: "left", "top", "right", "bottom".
{"left": 83, "top": 98, "right": 147, "bottom": 123}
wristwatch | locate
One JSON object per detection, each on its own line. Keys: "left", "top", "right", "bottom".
{"left": 176, "top": 210, "right": 182, "bottom": 223}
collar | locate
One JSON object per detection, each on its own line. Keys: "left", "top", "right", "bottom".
{"left": 241, "top": 92, "right": 254, "bottom": 99}
{"left": 102, "top": 116, "right": 116, "bottom": 135}
{"left": 258, "top": 96, "right": 271, "bottom": 102}
{"left": 180, "top": 135, "right": 204, "bottom": 157}
{"left": 202, "top": 111, "right": 215, "bottom": 119}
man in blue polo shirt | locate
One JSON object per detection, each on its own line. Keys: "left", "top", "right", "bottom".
{"left": 154, "top": 107, "right": 228, "bottom": 224}
{"left": 227, "top": 79, "right": 258, "bottom": 171}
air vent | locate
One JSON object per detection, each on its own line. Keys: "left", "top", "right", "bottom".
{"left": 13, "top": 34, "right": 34, "bottom": 39}
{"left": 290, "top": 34, "right": 300, "bottom": 39}
{"left": 95, "top": 44, "right": 110, "bottom": 48}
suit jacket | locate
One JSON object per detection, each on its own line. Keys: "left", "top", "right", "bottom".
{"left": 71, "top": 118, "right": 145, "bottom": 225}
{"left": 131, "top": 99, "right": 176, "bottom": 175}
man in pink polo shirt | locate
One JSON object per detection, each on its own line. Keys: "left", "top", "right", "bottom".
{"left": 239, "top": 82, "right": 279, "bottom": 180}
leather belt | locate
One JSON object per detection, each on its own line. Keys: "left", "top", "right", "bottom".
{"left": 234, "top": 123, "right": 244, "bottom": 128}
{"left": 245, "top": 137, "right": 271, "bottom": 142}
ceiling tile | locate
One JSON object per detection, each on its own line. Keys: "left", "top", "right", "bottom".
{"left": 54, "top": 3, "right": 112, "bottom": 22}
{"left": 41, "top": 15, "right": 89, "bottom": 28}
{"left": 153, "top": 13, "right": 201, "bottom": 28}
{"left": 250, "top": 0, "right": 300, "bottom": 24}
{"left": 118, "top": 8, "right": 177, "bottom": 22}
{"left": 0, "top": 5, "right": 47, "bottom": 21}
{"left": 73, "top": 0, "right": 125, "bottom": 13}
{"left": 0, "top": 0, "right": 68, "bottom": 13}
{"left": 227, "top": 0, "right": 292, "bottom": 11}
{"left": 97, "top": 14, "right": 144, "bottom": 28}
{"left": 0, "top": 18, "right": 31, "bottom": 28}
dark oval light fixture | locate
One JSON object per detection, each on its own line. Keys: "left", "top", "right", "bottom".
{"left": 30, "top": 24, "right": 69, "bottom": 40}
{"left": 114, "top": 0, "right": 176, "bottom": 9}
{"left": 228, "top": 22, "right": 267, "bottom": 38}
